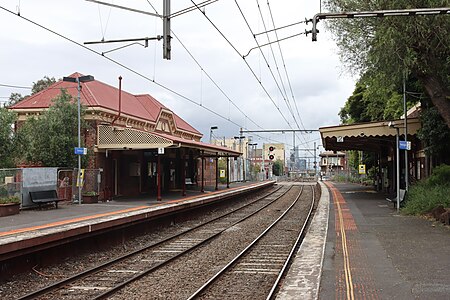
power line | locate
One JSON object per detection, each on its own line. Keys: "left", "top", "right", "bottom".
{"left": 266, "top": 0, "right": 309, "bottom": 148}
{"left": 0, "top": 5, "right": 244, "bottom": 129}
{"left": 189, "top": 0, "right": 293, "bottom": 129}
{"left": 1, "top": 4, "right": 289, "bottom": 148}
{"left": 0, "top": 83, "right": 32, "bottom": 89}
{"left": 144, "top": 1, "right": 293, "bottom": 146}
{"left": 255, "top": 0, "right": 289, "bottom": 103}
{"left": 236, "top": 0, "right": 301, "bottom": 130}
{"left": 145, "top": 0, "right": 264, "bottom": 130}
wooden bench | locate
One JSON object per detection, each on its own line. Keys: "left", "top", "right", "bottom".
{"left": 386, "top": 189, "right": 406, "bottom": 208}
{"left": 29, "top": 190, "right": 62, "bottom": 209}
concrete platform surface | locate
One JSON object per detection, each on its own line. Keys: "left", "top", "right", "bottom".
{"left": 319, "top": 181, "right": 450, "bottom": 300}
{"left": 0, "top": 181, "right": 274, "bottom": 259}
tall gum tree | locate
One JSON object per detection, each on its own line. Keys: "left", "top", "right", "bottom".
{"left": 324, "top": 0, "right": 450, "bottom": 127}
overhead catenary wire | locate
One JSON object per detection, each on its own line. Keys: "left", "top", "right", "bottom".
{"left": 256, "top": 0, "right": 290, "bottom": 102}
{"left": 150, "top": 0, "right": 315, "bottom": 148}
{"left": 0, "top": 5, "right": 245, "bottom": 130}
{"left": 0, "top": 83, "right": 32, "bottom": 89}
{"left": 145, "top": 0, "right": 265, "bottom": 131}
{"left": 0, "top": 4, "right": 292, "bottom": 148}
{"left": 236, "top": 1, "right": 302, "bottom": 131}
{"left": 144, "top": 1, "right": 292, "bottom": 147}
{"left": 266, "top": 0, "right": 310, "bottom": 148}
{"left": 189, "top": 0, "right": 293, "bottom": 129}
{"left": 1, "top": 4, "right": 298, "bottom": 148}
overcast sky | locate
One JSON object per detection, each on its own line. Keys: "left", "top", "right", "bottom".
{"left": 0, "top": 0, "right": 356, "bottom": 158}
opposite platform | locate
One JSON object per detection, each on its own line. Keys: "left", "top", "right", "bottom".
{"left": 0, "top": 181, "right": 275, "bottom": 261}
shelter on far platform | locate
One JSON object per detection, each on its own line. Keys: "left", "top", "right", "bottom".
{"left": 320, "top": 117, "right": 424, "bottom": 193}
{"left": 10, "top": 72, "right": 241, "bottom": 201}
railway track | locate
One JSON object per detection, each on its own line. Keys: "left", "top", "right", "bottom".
{"left": 18, "top": 185, "right": 291, "bottom": 300}
{"left": 187, "top": 184, "right": 315, "bottom": 300}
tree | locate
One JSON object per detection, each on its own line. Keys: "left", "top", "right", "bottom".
{"left": 7, "top": 93, "right": 25, "bottom": 107}
{"left": 324, "top": 0, "right": 450, "bottom": 127}
{"left": 31, "top": 76, "right": 56, "bottom": 95}
{"left": 339, "top": 74, "right": 417, "bottom": 124}
{"left": 7, "top": 76, "right": 56, "bottom": 107}
{"left": 0, "top": 108, "right": 17, "bottom": 168}
{"left": 16, "top": 89, "right": 86, "bottom": 168}
{"left": 418, "top": 106, "right": 450, "bottom": 165}
{"left": 272, "top": 159, "right": 284, "bottom": 176}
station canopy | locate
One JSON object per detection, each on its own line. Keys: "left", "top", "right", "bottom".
{"left": 319, "top": 118, "right": 421, "bottom": 152}
{"left": 97, "top": 124, "right": 241, "bottom": 157}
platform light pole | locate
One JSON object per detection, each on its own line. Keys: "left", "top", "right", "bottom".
{"left": 388, "top": 122, "right": 400, "bottom": 213}
{"left": 209, "top": 126, "right": 218, "bottom": 144}
{"left": 234, "top": 136, "right": 245, "bottom": 181}
{"left": 248, "top": 143, "right": 257, "bottom": 181}
{"left": 63, "top": 75, "right": 95, "bottom": 204}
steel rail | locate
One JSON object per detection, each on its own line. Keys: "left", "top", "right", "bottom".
{"left": 266, "top": 184, "right": 316, "bottom": 299}
{"left": 93, "top": 185, "right": 293, "bottom": 299}
{"left": 17, "top": 185, "right": 284, "bottom": 300}
{"left": 187, "top": 185, "right": 307, "bottom": 299}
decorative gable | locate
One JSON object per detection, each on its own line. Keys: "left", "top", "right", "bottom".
{"left": 156, "top": 109, "right": 176, "bottom": 135}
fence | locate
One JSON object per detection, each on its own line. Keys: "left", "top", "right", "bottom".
{"left": 0, "top": 168, "right": 22, "bottom": 201}
{"left": 1, "top": 168, "right": 102, "bottom": 206}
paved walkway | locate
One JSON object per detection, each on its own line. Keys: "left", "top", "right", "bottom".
{"left": 319, "top": 181, "right": 450, "bottom": 300}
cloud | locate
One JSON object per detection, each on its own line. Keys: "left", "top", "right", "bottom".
{"left": 0, "top": 0, "right": 355, "bottom": 151}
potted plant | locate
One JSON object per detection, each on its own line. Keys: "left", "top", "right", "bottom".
{"left": 82, "top": 191, "right": 99, "bottom": 204}
{"left": 0, "top": 195, "right": 21, "bottom": 217}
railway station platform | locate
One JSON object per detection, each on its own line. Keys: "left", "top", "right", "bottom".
{"left": 0, "top": 181, "right": 275, "bottom": 261}
{"left": 279, "top": 181, "right": 449, "bottom": 299}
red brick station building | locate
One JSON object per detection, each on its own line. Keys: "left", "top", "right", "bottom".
{"left": 10, "top": 73, "right": 240, "bottom": 200}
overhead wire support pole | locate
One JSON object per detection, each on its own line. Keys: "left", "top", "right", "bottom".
{"left": 163, "top": 0, "right": 171, "bottom": 60}
{"left": 310, "top": 7, "right": 450, "bottom": 41}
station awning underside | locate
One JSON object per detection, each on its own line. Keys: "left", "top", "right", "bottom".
{"left": 319, "top": 118, "right": 421, "bottom": 152}
{"left": 97, "top": 125, "right": 241, "bottom": 157}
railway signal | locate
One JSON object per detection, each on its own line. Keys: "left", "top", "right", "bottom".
{"left": 268, "top": 146, "right": 275, "bottom": 160}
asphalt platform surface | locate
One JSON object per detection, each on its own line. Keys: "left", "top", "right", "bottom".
{"left": 319, "top": 181, "right": 449, "bottom": 300}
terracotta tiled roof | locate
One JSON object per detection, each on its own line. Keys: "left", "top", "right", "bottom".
{"left": 10, "top": 72, "right": 201, "bottom": 135}
{"left": 154, "top": 132, "right": 241, "bottom": 156}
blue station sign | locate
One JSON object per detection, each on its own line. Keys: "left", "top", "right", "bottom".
{"left": 399, "top": 141, "right": 411, "bottom": 150}
{"left": 74, "top": 147, "right": 87, "bottom": 155}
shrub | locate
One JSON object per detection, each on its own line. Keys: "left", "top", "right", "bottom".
{"left": 402, "top": 183, "right": 450, "bottom": 215}
{"left": 0, "top": 196, "right": 20, "bottom": 204}
{"left": 82, "top": 191, "right": 98, "bottom": 196}
{"left": 427, "top": 164, "right": 450, "bottom": 187}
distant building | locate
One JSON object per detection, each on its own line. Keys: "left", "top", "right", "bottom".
{"left": 319, "top": 151, "right": 346, "bottom": 175}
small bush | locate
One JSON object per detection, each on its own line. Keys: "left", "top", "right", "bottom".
{"left": 0, "top": 196, "right": 20, "bottom": 204}
{"left": 403, "top": 183, "right": 450, "bottom": 215}
{"left": 427, "top": 164, "right": 450, "bottom": 186}
{"left": 82, "top": 191, "right": 98, "bottom": 196}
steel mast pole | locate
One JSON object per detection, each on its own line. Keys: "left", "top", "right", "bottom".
{"left": 403, "top": 71, "right": 408, "bottom": 191}
{"left": 77, "top": 78, "right": 82, "bottom": 205}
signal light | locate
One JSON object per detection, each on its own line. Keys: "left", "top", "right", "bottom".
{"left": 268, "top": 145, "right": 275, "bottom": 160}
